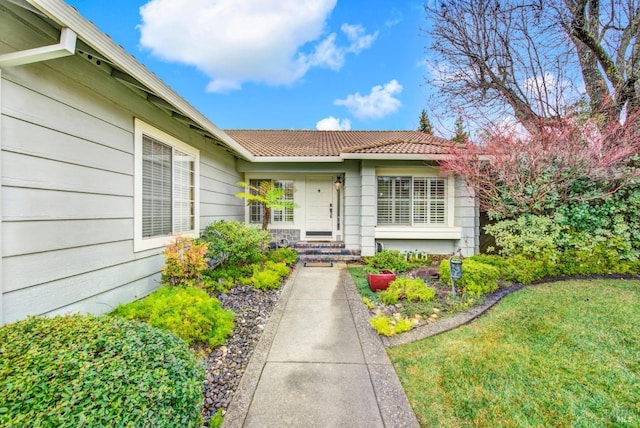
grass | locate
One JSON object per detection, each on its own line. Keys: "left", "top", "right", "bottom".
{"left": 388, "top": 279, "right": 640, "bottom": 427}
{"left": 348, "top": 266, "right": 379, "bottom": 302}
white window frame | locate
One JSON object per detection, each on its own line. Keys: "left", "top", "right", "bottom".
{"left": 376, "top": 173, "right": 450, "bottom": 227}
{"left": 247, "top": 178, "right": 296, "bottom": 226}
{"left": 134, "top": 119, "right": 200, "bottom": 252}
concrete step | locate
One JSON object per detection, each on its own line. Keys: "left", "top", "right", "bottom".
{"left": 291, "top": 241, "right": 361, "bottom": 263}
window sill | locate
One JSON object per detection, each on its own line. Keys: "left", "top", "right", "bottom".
{"left": 375, "top": 226, "right": 462, "bottom": 240}
{"left": 134, "top": 231, "right": 198, "bottom": 253}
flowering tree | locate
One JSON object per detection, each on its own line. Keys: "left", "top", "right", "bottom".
{"left": 440, "top": 116, "right": 640, "bottom": 220}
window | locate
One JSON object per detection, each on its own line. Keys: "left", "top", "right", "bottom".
{"left": 377, "top": 176, "right": 446, "bottom": 226}
{"left": 248, "top": 179, "right": 295, "bottom": 225}
{"left": 135, "top": 119, "right": 199, "bottom": 251}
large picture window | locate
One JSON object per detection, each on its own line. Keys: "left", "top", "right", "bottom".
{"left": 377, "top": 176, "right": 446, "bottom": 226}
{"left": 135, "top": 119, "right": 199, "bottom": 251}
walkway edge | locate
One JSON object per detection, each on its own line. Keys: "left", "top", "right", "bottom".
{"left": 342, "top": 266, "right": 420, "bottom": 428}
{"left": 221, "top": 263, "right": 301, "bottom": 428}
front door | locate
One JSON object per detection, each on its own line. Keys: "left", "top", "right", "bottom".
{"left": 305, "top": 176, "right": 334, "bottom": 238}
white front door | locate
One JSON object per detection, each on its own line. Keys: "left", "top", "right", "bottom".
{"left": 305, "top": 176, "right": 334, "bottom": 238}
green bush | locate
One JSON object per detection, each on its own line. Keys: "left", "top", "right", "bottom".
{"left": 112, "top": 286, "right": 234, "bottom": 347}
{"left": 0, "top": 314, "right": 204, "bottom": 427}
{"left": 470, "top": 254, "right": 546, "bottom": 285}
{"left": 245, "top": 269, "right": 283, "bottom": 290}
{"left": 440, "top": 259, "right": 500, "bottom": 296}
{"left": 369, "top": 315, "right": 414, "bottom": 336}
{"left": 161, "top": 235, "right": 210, "bottom": 288}
{"left": 201, "top": 220, "right": 271, "bottom": 266}
{"left": 265, "top": 247, "right": 298, "bottom": 265}
{"left": 484, "top": 214, "right": 562, "bottom": 261}
{"left": 365, "top": 249, "right": 410, "bottom": 273}
{"left": 379, "top": 277, "right": 436, "bottom": 305}
{"left": 264, "top": 260, "right": 290, "bottom": 278}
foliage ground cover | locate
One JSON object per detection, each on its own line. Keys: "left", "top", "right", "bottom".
{"left": 111, "top": 286, "right": 235, "bottom": 348}
{"left": 389, "top": 279, "right": 640, "bottom": 427}
{"left": 0, "top": 314, "right": 205, "bottom": 427}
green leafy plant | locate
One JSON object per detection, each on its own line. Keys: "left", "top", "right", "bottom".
{"left": 236, "top": 180, "right": 299, "bottom": 230}
{"left": 440, "top": 259, "right": 500, "bottom": 296}
{"left": 265, "top": 247, "right": 298, "bottom": 265}
{"left": 379, "top": 277, "right": 436, "bottom": 305}
{"left": 365, "top": 249, "right": 410, "bottom": 273}
{"left": 370, "top": 315, "right": 414, "bottom": 336}
{"left": 362, "top": 296, "right": 375, "bottom": 309}
{"left": 0, "top": 314, "right": 204, "bottom": 427}
{"left": 161, "top": 235, "right": 210, "bottom": 288}
{"left": 201, "top": 220, "right": 271, "bottom": 267}
{"left": 244, "top": 269, "right": 283, "bottom": 290}
{"left": 112, "top": 286, "right": 234, "bottom": 347}
{"left": 484, "top": 214, "right": 562, "bottom": 261}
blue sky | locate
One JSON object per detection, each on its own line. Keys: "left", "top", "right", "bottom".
{"left": 65, "top": 0, "right": 444, "bottom": 133}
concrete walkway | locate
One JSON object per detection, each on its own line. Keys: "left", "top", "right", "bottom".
{"left": 223, "top": 264, "right": 419, "bottom": 428}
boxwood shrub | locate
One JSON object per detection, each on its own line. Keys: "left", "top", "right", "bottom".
{"left": 0, "top": 314, "right": 205, "bottom": 427}
{"left": 111, "top": 286, "right": 234, "bottom": 347}
{"left": 440, "top": 259, "right": 500, "bottom": 296}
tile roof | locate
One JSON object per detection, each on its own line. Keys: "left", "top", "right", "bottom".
{"left": 224, "top": 130, "right": 456, "bottom": 158}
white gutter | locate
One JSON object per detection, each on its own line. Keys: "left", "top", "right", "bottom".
{"left": 25, "top": 0, "right": 255, "bottom": 161}
{"left": 252, "top": 156, "right": 344, "bottom": 163}
{"left": 0, "top": 27, "right": 76, "bottom": 68}
{"left": 340, "top": 153, "right": 450, "bottom": 161}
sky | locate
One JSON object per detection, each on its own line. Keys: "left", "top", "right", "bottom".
{"left": 65, "top": 0, "right": 443, "bottom": 133}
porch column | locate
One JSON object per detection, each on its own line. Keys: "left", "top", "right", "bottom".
{"left": 360, "top": 161, "right": 376, "bottom": 256}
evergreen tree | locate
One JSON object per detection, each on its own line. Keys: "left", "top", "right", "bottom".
{"left": 452, "top": 116, "right": 469, "bottom": 142}
{"left": 418, "top": 109, "right": 433, "bottom": 134}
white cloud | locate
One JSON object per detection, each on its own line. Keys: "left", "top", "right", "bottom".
{"left": 138, "top": 0, "right": 377, "bottom": 92}
{"left": 316, "top": 116, "right": 351, "bottom": 130}
{"left": 334, "top": 80, "right": 403, "bottom": 119}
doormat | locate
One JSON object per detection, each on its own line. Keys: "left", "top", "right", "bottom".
{"left": 304, "top": 262, "right": 333, "bottom": 267}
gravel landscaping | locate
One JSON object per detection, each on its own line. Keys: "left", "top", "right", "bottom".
{"left": 201, "top": 285, "right": 281, "bottom": 426}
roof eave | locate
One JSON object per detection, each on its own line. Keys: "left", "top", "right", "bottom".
{"left": 251, "top": 156, "right": 344, "bottom": 163}
{"left": 25, "top": 0, "right": 255, "bottom": 161}
{"left": 340, "top": 153, "right": 450, "bottom": 161}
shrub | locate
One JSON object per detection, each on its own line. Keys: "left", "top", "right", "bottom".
{"left": 369, "top": 315, "right": 414, "bottom": 336}
{"left": 201, "top": 220, "right": 271, "bottom": 266}
{"left": 379, "top": 277, "right": 436, "bottom": 305}
{"left": 365, "top": 249, "right": 410, "bottom": 273}
{"left": 161, "top": 235, "right": 210, "bottom": 288}
{"left": 264, "top": 260, "right": 290, "bottom": 279}
{"left": 484, "top": 214, "right": 562, "bottom": 261}
{"left": 112, "top": 286, "right": 234, "bottom": 347}
{"left": 440, "top": 259, "right": 500, "bottom": 296}
{"left": 0, "top": 314, "right": 204, "bottom": 427}
{"left": 470, "top": 254, "right": 546, "bottom": 285}
{"left": 265, "top": 247, "right": 298, "bottom": 265}
{"left": 245, "top": 269, "right": 283, "bottom": 290}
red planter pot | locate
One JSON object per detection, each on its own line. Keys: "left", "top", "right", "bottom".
{"left": 366, "top": 270, "right": 396, "bottom": 292}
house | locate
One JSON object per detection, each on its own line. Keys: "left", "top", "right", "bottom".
{"left": 228, "top": 130, "right": 479, "bottom": 260}
{"left": 0, "top": 0, "right": 478, "bottom": 325}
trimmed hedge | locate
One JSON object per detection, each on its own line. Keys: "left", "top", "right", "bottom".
{"left": 111, "top": 286, "right": 234, "bottom": 347}
{"left": 0, "top": 314, "right": 204, "bottom": 427}
{"left": 440, "top": 259, "right": 500, "bottom": 296}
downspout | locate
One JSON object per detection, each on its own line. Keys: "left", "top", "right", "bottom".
{"left": 0, "top": 27, "right": 77, "bottom": 324}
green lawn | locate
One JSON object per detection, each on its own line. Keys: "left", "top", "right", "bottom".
{"left": 389, "top": 279, "right": 640, "bottom": 427}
